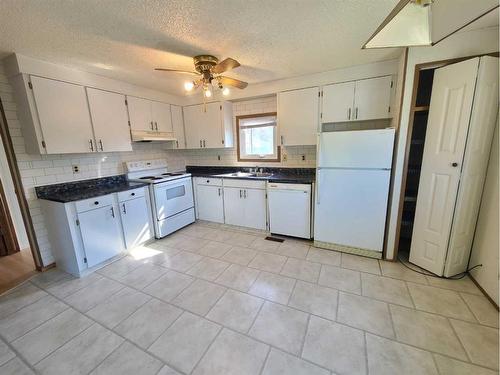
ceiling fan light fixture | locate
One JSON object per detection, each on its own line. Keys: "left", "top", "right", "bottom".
{"left": 222, "top": 87, "right": 230, "bottom": 96}
{"left": 184, "top": 81, "right": 195, "bottom": 91}
{"left": 204, "top": 88, "right": 212, "bottom": 98}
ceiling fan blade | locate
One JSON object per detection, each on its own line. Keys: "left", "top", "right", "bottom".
{"left": 212, "top": 58, "right": 240, "bottom": 74}
{"left": 218, "top": 76, "right": 248, "bottom": 89}
{"left": 154, "top": 68, "right": 199, "bottom": 75}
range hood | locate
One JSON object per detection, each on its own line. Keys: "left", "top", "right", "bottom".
{"left": 131, "top": 130, "right": 177, "bottom": 142}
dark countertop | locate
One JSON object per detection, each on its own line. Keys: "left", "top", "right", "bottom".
{"left": 186, "top": 165, "right": 316, "bottom": 184}
{"left": 35, "top": 175, "right": 149, "bottom": 203}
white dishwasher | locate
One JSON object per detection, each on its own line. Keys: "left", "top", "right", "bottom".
{"left": 268, "top": 183, "right": 312, "bottom": 239}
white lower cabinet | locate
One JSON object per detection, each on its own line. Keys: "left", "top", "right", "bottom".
{"left": 119, "top": 193, "right": 153, "bottom": 249}
{"left": 223, "top": 181, "right": 267, "bottom": 230}
{"left": 40, "top": 187, "right": 152, "bottom": 277}
{"left": 223, "top": 187, "right": 245, "bottom": 227}
{"left": 78, "top": 203, "right": 123, "bottom": 268}
{"left": 194, "top": 178, "right": 224, "bottom": 223}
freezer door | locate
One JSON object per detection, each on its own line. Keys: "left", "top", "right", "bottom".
{"left": 314, "top": 169, "right": 390, "bottom": 252}
{"left": 318, "top": 129, "right": 395, "bottom": 169}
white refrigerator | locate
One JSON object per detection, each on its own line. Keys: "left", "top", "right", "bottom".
{"left": 314, "top": 129, "right": 395, "bottom": 255}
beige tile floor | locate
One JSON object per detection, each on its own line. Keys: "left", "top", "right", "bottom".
{"left": 0, "top": 221, "right": 498, "bottom": 375}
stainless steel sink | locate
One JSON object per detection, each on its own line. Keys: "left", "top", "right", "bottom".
{"left": 215, "top": 172, "right": 273, "bottom": 178}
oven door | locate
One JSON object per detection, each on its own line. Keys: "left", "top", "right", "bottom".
{"left": 154, "top": 177, "right": 194, "bottom": 220}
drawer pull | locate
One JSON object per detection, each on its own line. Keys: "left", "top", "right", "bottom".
{"left": 131, "top": 192, "right": 136, "bottom": 196}
{"left": 94, "top": 201, "right": 99, "bottom": 205}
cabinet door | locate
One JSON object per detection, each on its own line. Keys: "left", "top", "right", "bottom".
{"left": 151, "top": 101, "right": 173, "bottom": 133}
{"left": 278, "top": 87, "right": 319, "bottom": 145}
{"left": 223, "top": 187, "right": 245, "bottom": 226}
{"left": 86, "top": 88, "right": 132, "bottom": 152}
{"left": 321, "top": 81, "right": 355, "bottom": 123}
{"left": 242, "top": 188, "right": 267, "bottom": 230}
{"left": 171, "top": 105, "right": 186, "bottom": 149}
{"left": 183, "top": 104, "right": 204, "bottom": 148}
{"left": 78, "top": 205, "right": 123, "bottom": 268}
{"left": 354, "top": 76, "right": 392, "bottom": 121}
{"left": 127, "top": 96, "right": 153, "bottom": 131}
{"left": 196, "top": 184, "right": 224, "bottom": 223}
{"left": 30, "top": 76, "right": 94, "bottom": 154}
{"left": 202, "top": 102, "right": 224, "bottom": 148}
{"left": 120, "top": 196, "right": 152, "bottom": 248}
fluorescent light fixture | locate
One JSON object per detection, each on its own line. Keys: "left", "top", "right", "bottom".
{"left": 363, "top": 0, "right": 499, "bottom": 49}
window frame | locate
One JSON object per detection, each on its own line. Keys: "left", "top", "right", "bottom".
{"left": 236, "top": 112, "right": 280, "bottom": 162}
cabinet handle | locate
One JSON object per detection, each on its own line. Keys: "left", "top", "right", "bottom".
{"left": 131, "top": 192, "right": 135, "bottom": 196}
{"left": 348, "top": 108, "right": 351, "bottom": 120}
{"left": 355, "top": 107, "right": 358, "bottom": 119}
{"left": 122, "top": 203, "right": 126, "bottom": 214}
{"left": 239, "top": 189, "right": 242, "bottom": 198}
{"left": 94, "top": 201, "right": 99, "bottom": 205}
{"left": 89, "top": 139, "right": 94, "bottom": 151}
{"left": 155, "top": 121, "right": 158, "bottom": 131}
{"left": 280, "top": 135, "right": 284, "bottom": 145}
{"left": 150, "top": 121, "right": 154, "bottom": 130}
{"left": 110, "top": 207, "right": 115, "bottom": 218}
{"left": 176, "top": 140, "right": 179, "bottom": 148}
{"left": 218, "top": 188, "right": 221, "bottom": 196}
{"left": 244, "top": 189, "right": 247, "bottom": 198}
{"left": 99, "top": 139, "right": 103, "bottom": 151}
{"left": 200, "top": 140, "right": 203, "bottom": 148}
{"left": 203, "top": 139, "right": 206, "bottom": 148}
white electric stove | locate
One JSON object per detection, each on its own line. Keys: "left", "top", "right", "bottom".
{"left": 126, "top": 160, "right": 195, "bottom": 238}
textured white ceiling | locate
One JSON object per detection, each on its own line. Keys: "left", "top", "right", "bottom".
{"left": 0, "top": 0, "right": 403, "bottom": 95}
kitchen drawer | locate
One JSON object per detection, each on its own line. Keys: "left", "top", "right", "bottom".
{"left": 118, "top": 187, "right": 146, "bottom": 202}
{"left": 223, "top": 179, "right": 266, "bottom": 189}
{"left": 75, "top": 194, "right": 114, "bottom": 213}
{"left": 195, "top": 177, "right": 223, "bottom": 186}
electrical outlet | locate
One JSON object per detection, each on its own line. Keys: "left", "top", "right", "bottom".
{"left": 72, "top": 165, "right": 80, "bottom": 174}
{"left": 282, "top": 153, "right": 288, "bottom": 162}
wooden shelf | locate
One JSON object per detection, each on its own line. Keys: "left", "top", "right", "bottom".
{"left": 413, "top": 106, "right": 430, "bottom": 112}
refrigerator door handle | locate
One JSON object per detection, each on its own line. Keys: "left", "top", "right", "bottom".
{"left": 316, "top": 169, "right": 321, "bottom": 205}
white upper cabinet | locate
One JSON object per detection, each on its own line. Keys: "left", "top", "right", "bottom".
{"left": 30, "top": 76, "right": 94, "bottom": 154}
{"left": 86, "top": 88, "right": 132, "bottom": 152}
{"left": 321, "top": 76, "right": 393, "bottom": 123}
{"left": 322, "top": 81, "right": 355, "bottom": 123}
{"left": 151, "top": 101, "right": 173, "bottom": 133}
{"left": 354, "top": 76, "right": 393, "bottom": 121}
{"left": 278, "top": 87, "right": 319, "bottom": 146}
{"left": 171, "top": 105, "right": 186, "bottom": 149}
{"left": 127, "top": 96, "right": 153, "bottom": 131}
{"left": 183, "top": 101, "right": 233, "bottom": 149}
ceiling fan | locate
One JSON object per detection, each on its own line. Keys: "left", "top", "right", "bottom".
{"left": 155, "top": 55, "right": 248, "bottom": 98}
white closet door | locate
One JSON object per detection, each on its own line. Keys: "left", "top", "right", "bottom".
{"left": 86, "top": 88, "right": 132, "bottom": 152}
{"left": 171, "top": 105, "right": 186, "bottom": 149}
{"left": 30, "top": 76, "right": 94, "bottom": 154}
{"left": 444, "top": 56, "right": 499, "bottom": 277}
{"left": 322, "top": 82, "right": 355, "bottom": 123}
{"left": 152, "top": 101, "right": 173, "bottom": 133}
{"left": 278, "top": 87, "right": 319, "bottom": 145}
{"left": 353, "top": 76, "right": 392, "bottom": 121}
{"left": 127, "top": 96, "right": 153, "bottom": 131}
{"left": 410, "top": 58, "right": 480, "bottom": 276}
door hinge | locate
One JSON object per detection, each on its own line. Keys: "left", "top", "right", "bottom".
{"left": 390, "top": 81, "right": 393, "bottom": 88}
{"left": 28, "top": 81, "right": 33, "bottom": 89}
{"left": 83, "top": 257, "right": 87, "bottom": 263}
{"left": 76, "top": 219, "right": 80, "bottom": 226}
{"left": 125, "top": 99, "right": 128, "bottom": 106}
{"left": 41, "top": 140, "right": 46, "bottom": 148}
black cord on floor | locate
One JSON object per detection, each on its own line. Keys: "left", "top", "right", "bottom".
{"left": 397, "top": 255, "right": 482, "bottom": 280}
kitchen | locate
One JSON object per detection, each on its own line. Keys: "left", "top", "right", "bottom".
{"left": 0, "top": 1, "right": 498, "bottom": 375}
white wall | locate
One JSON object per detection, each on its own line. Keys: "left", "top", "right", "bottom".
{"left": 385, "top": 26, "right": 499, "bottom": 260}
{"left": 469, "top": 122, "right": 498, "bottom": 305}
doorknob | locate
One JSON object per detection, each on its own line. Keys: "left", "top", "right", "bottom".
{"left": 451, "top": 162, "right": 459, "bottom": 167}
